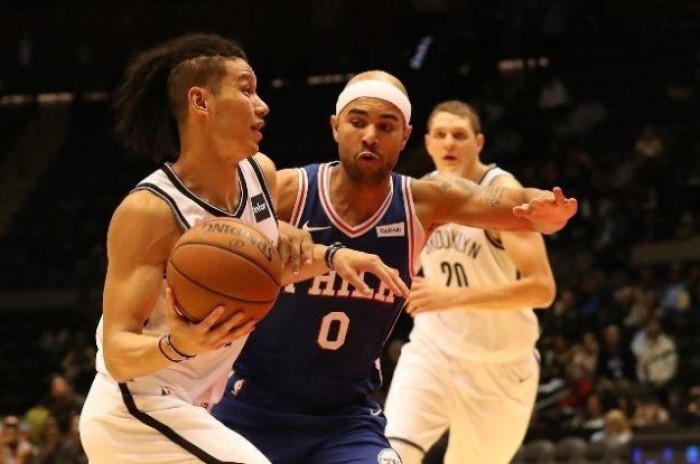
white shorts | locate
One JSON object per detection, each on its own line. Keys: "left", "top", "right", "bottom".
{"left": 79, "top": 373, "right": 271, "bottom": 464}
{"left": 384, "top": 340, "right": 539, "bottom": 464}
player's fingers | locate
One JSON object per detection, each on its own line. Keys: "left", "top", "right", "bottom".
{"left": 389, "top": 268, "right": 410, "bottom": 297}
{"left": 277, "top": 242, "right": 291, "bottom": 271}
{"left": 340, "top": 266, "right": 372, "bottom": 295}
{"left": 553, "top": 186, "right": 567, "bottom": 204}
{"left": 216, "top": 310, "right": 246, "bottom": 334}
{"left": 288, "top": 247, "right": 301, "bottom": 276}
{"left": 197, "top": 306, "right": 226, "bottom": 332}
{"left": 222, "top": 319, "right": 257, "bottom": 344}
{"left": 301, "top": 235, "right": 314, "bottom": 266}
{"left": 512, "top": 205, "right": 530, "bottom": 217}
{"left": 370, "top": 264, "right": 407, "bottom": 297}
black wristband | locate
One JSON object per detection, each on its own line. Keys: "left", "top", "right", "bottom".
{"left": 324, "top": 242, "right": 346, "bottom": 270}
{"left": 165, "top": 334, "right": 196, "bottom": 361}
{"left": 158, "top": 335, "right": 181, "bottom": 363}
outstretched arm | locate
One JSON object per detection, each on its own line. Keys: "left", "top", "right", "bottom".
{"left": 411, "top": 175, "right": 577, "bottom": 234}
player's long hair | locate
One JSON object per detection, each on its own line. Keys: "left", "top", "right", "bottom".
{"left": 114, "top": 33, "right": 247, "bottom": 162}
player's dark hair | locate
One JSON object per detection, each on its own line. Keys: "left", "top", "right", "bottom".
{"left": 114, "top": 33, "right": 247, "bottom": 162}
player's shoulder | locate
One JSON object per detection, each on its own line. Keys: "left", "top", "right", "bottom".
{"left": 113, "top": 189, "right": 179, "bottom": 231}
{"left": 489, "top": 171, "right": 522, "bottom": 189}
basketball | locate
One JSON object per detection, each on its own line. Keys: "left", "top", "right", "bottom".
{"left": 166, "top": 217, "right": 282, "bottom": 325}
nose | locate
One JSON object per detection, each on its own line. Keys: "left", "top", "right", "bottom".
{"left": 361, "top": 125, "right": 378, "bottom": 148}
{"left": 254, "top": 94, "right": 270, "bottom": 116}
{"left": 443, "top": 134, "right": 456, "bottom": 148}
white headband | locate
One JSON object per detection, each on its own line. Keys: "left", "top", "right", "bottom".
{"left": 335, "top": 79, "right": 411, "bottom": 124}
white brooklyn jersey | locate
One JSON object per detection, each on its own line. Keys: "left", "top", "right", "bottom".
{"left": 94, "top": 158, "right": 279, "bottom": 409}
{"left": 411, "top": 167, "right": 539, "bottom": 362}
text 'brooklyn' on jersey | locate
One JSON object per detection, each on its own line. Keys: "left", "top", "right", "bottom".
{"left": 231, "top": 161, "right": 424, "bottom": 413}
{"left": 414, "top": 166, "right": 539, "bottom": 363}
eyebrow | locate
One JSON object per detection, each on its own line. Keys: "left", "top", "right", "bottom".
{"left": 346, "top": 108, "right": 400, "bottom": 122}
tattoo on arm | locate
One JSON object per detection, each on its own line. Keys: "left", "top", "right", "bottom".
{"left": 482, "top": 187, "right": 504, "bottom": 207}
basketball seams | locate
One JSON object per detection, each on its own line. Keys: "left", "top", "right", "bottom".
{"left": 168, "top": 258, "right": 279, "bottom": 304}
{"left": 171, "top": 241, "right": 281, "bottom": 286}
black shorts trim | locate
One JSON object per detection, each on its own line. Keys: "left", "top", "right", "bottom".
{"left": 118, "top": 383, "right": 245, "bottom": 464}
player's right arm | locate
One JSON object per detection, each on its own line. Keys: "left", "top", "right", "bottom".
{"left": 102, "top": 191, "right": 254, "bottom": 382}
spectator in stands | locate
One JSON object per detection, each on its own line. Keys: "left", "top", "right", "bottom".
{"left": 568, "top": 330, "right": 599, "bottom": 381}
{"left": 590, "top": 409, "right": 633, "bottom": 445}
{"left": 597, "top": 324, "right": 636, "bottom": 389}
{"left": 569, "top": 392, "right": 606, "bottom": 431}
{"left": 537, "top": 71, "right": 570, "bottom": 112}
{"left": 635, "top": 124, "right": 665, "bottom": 159}
{"left": 688, "top": 386, "right": 700, "bottom": 425}
{"left": 56, "top": 414, "right": 88, "bottom": 464}
{"left": 45, "top": 374, "right": 84, "bottom": 433}
{"left": 631, "top": 317, "right": 678, "bottom": 389}
{"left": 0, "top": 415, "right": 35, "bottom": 464}
{"left": 33, "top": 415, "right": 62, "bottom": 464}
{"left": 630, "top": 388, "right": 670, "bottom": 427}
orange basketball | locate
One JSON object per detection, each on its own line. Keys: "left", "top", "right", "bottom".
{"left": 166, "top": 217, "right": 281, "bottom": 325}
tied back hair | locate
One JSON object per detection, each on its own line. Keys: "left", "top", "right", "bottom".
{"left": 114, "top": 33, "right": 247, "bottom": 163}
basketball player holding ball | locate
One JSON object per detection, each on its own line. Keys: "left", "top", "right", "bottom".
{"left": 79, "top": 34, "right": 408, "bottom": 464}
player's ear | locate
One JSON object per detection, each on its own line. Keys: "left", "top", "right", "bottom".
{"left": 400, "top": 124, "right": 412, "bottom": 150}
{"left": 330, "top": 115, "right": 340, "bottom": 142}
{"left": 189, "top": 87, "right": 208, "bottom": 115}
{"left": 476, "top": 133, "right": 485, "bottom": 152}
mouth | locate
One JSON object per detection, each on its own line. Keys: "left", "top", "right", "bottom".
{"left": 442, "top": 154, "right": 458, "bottom": 162}
{"left": 252, "top": 122, "right": 264, "bottom": 142}
{"left": 357, "top": 150, "right": 380, "bottom": 162}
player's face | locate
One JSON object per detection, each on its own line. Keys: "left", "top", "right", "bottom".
{"left": 425, "top": 111, "right": 484, "bottom": 177}
{"left": 331, "top": 97, "right": 411, "bottom": 186}
{"left": 206, "top": 59, "right": 269, "bottom": 159}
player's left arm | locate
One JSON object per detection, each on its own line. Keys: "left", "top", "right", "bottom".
{"left": 411, "top": 174, "right": 577, "bottom": 235}
{"left": 406, "top": 176, "right": 556, "bottom": 315}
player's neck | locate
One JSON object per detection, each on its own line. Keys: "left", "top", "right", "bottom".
{"left": 461, "top": 162, "right": 492, "bottom": 184}
{"left": 171, "top": 156, "right": 242, "bottom": 213}
{"left": 328, "top": 166, "right": 391, "bottom": 226}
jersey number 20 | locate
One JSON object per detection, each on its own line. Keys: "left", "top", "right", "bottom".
{"left": 441, "top": 261, "right": 469, "bottom": 287}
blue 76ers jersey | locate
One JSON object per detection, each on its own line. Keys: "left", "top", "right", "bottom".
{"left": 231, "top": 162, "right": 424, "bottom": 414}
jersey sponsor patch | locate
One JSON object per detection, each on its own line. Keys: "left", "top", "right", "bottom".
{"left": 376, "top": 222, "right": 405, "bottom": 237}
{"left": 377, "top": 448, "right": 402, "bottom": 464}
{"left": 251, "top": 193, "right": 271, "bottom": 221}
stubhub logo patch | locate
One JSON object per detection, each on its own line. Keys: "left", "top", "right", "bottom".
{"left": 376, "top": 222, "right": 405, "bottom": 237}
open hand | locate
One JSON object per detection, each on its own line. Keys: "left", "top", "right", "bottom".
{"left": 331, "top": 248, "right": 410, "bottom": 298}
{"left": 512, "top": 187, "right": 578, "bottom": 234}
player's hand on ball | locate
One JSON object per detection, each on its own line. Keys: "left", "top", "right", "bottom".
{"left": 331, "top": 249, "right": 409, "bottom": 298}
{"left": 165, "top": 288, "right": 256, "bottom": 356}
{"left": 277, "top": 221, "right": 314, "bottom": 276}
{"left": 512, "top": 187, "right": 578, "bottom": 235}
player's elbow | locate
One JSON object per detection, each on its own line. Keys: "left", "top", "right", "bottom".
{"left": 532, "top": 278, "right": 556, "bottom": 309}
{"left": 104, "top": 355, "right": 131, "bottom": 383}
